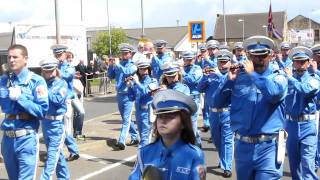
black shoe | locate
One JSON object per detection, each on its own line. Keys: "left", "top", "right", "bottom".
{"left": 201, "top": 126, "right": 210, "bottom": 132}
{"left": 115, "top": 142, "right": 125, "bottom": 150}
{"left": 222, "top": 170, "right": 232, "bottom": 178}
{"left": 126, "top": 139, "right": 139, "bottom": 146}
{"left": 66, "top": 154, "right": 80, "bottom": 161}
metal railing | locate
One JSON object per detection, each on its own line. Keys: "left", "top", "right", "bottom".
{"left": 85, "top": 72, "right": 115, "bottom": 96}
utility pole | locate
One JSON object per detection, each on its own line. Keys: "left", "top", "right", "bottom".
{"left": 222, "top": 0, "right": 227, "bottom": 45}
{"left": 107, "top": 0, "right": 112, "bottom": 55}
{"left": 141, "top": 0, "right": 145, "bottom": 38}
{"left": 54, "top": 0, "right": 61, "bottom": 44}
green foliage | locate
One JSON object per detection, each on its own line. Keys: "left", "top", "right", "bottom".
{"left": 92, "top": 28, "right": 128, "bottom": 57}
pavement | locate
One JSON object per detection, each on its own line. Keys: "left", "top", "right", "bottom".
{"left": 0, "top": 94, "right": 319, "bottom": 179}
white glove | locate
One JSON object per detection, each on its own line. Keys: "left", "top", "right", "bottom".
{"left": 9, "top": 86, "right": 22, "bottom": 101}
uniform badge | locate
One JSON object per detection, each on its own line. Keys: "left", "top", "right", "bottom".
{"left": 36, "top": 85, "right": 48, "bottom": 98}
{"left": 197, "top": 165, "right": 206, "bottom": 180}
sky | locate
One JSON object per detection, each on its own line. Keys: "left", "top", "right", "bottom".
{"left": 0, "top": 0, "right": 319, "bottom": 37}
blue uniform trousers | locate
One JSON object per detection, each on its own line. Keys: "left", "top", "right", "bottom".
{"left": 191, "top": 95, "right": 201, "bottom": 146}
{"left": 235, "top": 139, "right": 283, "bottom": 179}
{"left": 209, "top": 111, "right": 233, "bottom": 171}
{"left": 135, "top": 105, "right": 152, "bottom": 147}
{"left": 117, "top": 93, "right": 138, "bottom": 144}
{"left": 1, "top": 132, "right": 39, "bottom": 180}
{"left": 65, "top": 135, "right": 79, "bottom": 155}
{"left": 40, "top": 119, "right": 70, "bottom": 180}
{"left": 316, "top": 118, "right": 320, "bottom": 170}
{"left": 286, "top": 120, "right": 318, "bottom": 180}
{"left": 202, "top": 100, "right": 210, "bottom": 128}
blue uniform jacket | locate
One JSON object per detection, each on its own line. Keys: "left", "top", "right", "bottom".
{"left": 129, "top": 139, "right": 206, "bottom": 180}
{"left": 195, "top": 57, "right": 216, "bottom": 69}
{"left": 183, "top": 64, "right": 203, "bottom": 96}
{"left": 151, "top": 54, "right": 169, "bottom": 80}
{"left": 214, "top": 67, "right": 288, "bottom": 135}
{"left": 108, "top": 59, "right": 137, "bottom": 93}
{"left": 58, "top": 60, "right": 75, "bottom": 99}
{"left": 167, "top": 82, "right": 190, "bottom": 95}
{"left": 198, "top": 72, "right": 226, "bottom": 107}
{"left": 285, "top": 71, "right": 320, "bottom": 117}
{"left": 277, "top": 57, "right": 292, "bottom": 70}
{"left": 46, "top": 77, "right": 68, "bottom": 116}
{"left": 128, "top": 75, "right": 158, "bottom": 110}
{"left": 0, "top": 68, "right": 49, "bottom": 130}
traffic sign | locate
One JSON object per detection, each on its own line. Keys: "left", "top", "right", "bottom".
{"left": 188, "top": 21, "right": 205, "bottom": 42}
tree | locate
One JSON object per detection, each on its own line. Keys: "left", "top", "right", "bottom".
{"left": 92, "top": 28, "right": 128, "bottom": 57}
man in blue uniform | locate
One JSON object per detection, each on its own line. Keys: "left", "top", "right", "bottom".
{"left": 277, "top": 42, "right": 292, "bottom": 70}
{"left": 182, "top": 51, "right": 203, "bottom": 147}
{"left": 232, "top": 42, "right": 247, "bottom": 63}
{"left": 214, "top": 36, "right": 288, "bottom": 179}
{"left": 51, "top": 44, "right": 80, "bottom": 161}
{"left": 210, "top": 50, "right": 234, "bottom": 177}
{"left": 195, "top": 44, "right": 209, "bottom": 69}
{"left": 311, "top": 44, "right": 320, "bottom": 172}
{"left": 0, "top": 44, "right": 49, "bottom": 179}
{"left": 283, "top": 46, "right": 319, "bottom": 179}
{"left": 205, "top": 40, "right": 220, "bottom": 68}
{"left": 108, "top": 43, "right": 139, "bottom": 150}
{"left": 151, "top": 40, "right": 170, "bottom": 81}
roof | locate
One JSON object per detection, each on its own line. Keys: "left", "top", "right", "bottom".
{"left": 214, "top": 11, "right": 286, "bottom": 39}
{"left": 87, "top": 26, "right": 188, "bottom": 48}
{"left": 288, "top": 15, "right": 320, "bottom": 30}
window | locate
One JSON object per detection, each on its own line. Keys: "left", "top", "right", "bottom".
{"left": 315, "top": 29, "right": 320, "bottom": 41}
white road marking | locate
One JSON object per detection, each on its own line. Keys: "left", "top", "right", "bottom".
{"left": 79, "top": 153, "right": 107, "bottom": 165}
{"left": 76, "top": 155, "right": 137, "bottom": 180}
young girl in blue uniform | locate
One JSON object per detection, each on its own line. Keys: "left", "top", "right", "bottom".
{"left": 40, "top": 59, "right": 70, "bottom": 180}
{"left": 129, "top": 89, "right": 206, "bottom": 180}
{"left": 127, "top": 58, "right": 158, "bottom": 147}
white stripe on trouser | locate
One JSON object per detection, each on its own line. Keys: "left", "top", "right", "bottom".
{"left": 316, "top": 111, "right": 319, "bottom": 134}
{"left": 64, "top": 99, "right": 73, "bottom": 136}
{"left": 32, "top": 134, "right": 40, "bottom": 180}
{"left": 49, "top": 128, "right": 66, "bottom": 180}
{"left": 148, "top": 106, "right": 155, "bottom": 143}
{"left": 123, "top": 107, "right": 133, "bottom": 142}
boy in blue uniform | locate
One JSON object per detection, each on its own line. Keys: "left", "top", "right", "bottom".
{"left": 284, "top": 46, "right": 319, "bottom": 179}
{"left": 108, "top": 43, "right": 139, "bottom": 150}
{"left": 51, "top": 44, "right": 80, "bottom": 161}
{"left": 181, "top": 51, "right": 203, "bottom": 147}
{"left": 0, "top": 44, "right": 49, "bottom": 179}
{"left": 214, "top": 36, "right": 288, "bottom": 179}
{"left": 39, "top": 58, "right": 70, "bottom": 180}
{"left": 151, "top": 40, "right": 170, "bottom": 81}
{"left": 160, "top": 59, "right": 190, "bottom": 95}
{"left": 210, "top": 50, "right": 234, "bottom": 177}
{"left": 129, "top": 89, "right": 206, "bottom": 180}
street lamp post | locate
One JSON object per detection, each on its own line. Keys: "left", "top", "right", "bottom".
{"left": 238, "top": 19, "right": 244, "bottom": 41}
{"left": 262, "top": 25, "right": 268, "bottom": 36}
